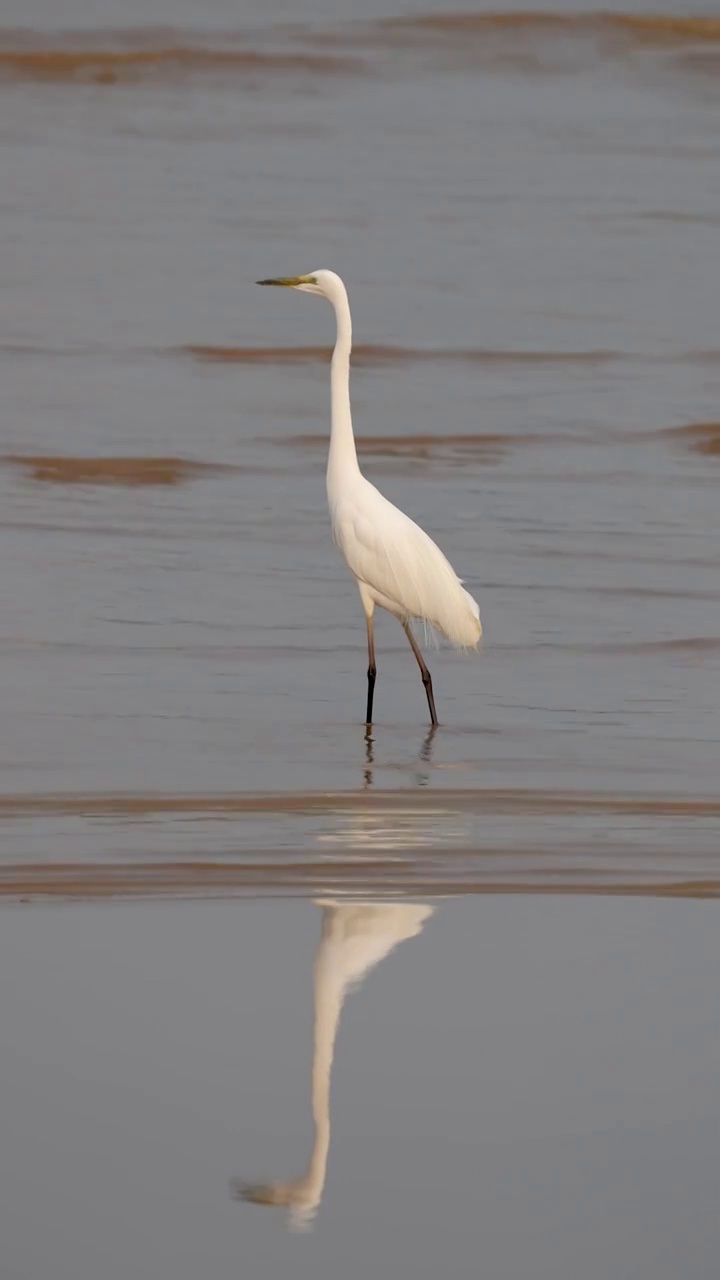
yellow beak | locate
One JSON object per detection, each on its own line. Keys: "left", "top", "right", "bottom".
{"left": 256, "top": 275, "right": 316, "bottom": 287}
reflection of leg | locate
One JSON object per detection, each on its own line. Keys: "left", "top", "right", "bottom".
{"left": 402, "top": 623, "right": 438, "bottom": 726}
{"left": 363, "top": 725, "right": 374, "bottom": 788}
{"left": 420, "top": 724, "right": 438, "bottom": 763}
{"left": 365, "top": 614, "right": 377, "bottom": 727}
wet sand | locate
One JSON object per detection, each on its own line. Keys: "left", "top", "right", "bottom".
{"left": 3, "top": 863, "right": 719, "bottom": 900}
{"left": 2, "top": 454, "right": 236, "bottom": 484}
{"left": 0, "top": 782, "right": 717, "bottom": 900}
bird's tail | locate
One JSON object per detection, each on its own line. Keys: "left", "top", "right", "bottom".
{"left": 420, "top": 579, "right": 481, "bottom": 651}
{"left": 450, "top": 586, "right": 482, "bottom": 649}
{"left": 462, "top": 587, "right": 483, "bottom": 644}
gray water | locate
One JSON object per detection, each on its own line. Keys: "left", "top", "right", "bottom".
{"left": 1, "top": 895, "right": 719, "bottom": 1278}
{"left": 1, "top": 6, "right": 719, "bottom": 1273}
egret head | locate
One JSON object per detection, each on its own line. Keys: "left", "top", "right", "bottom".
{"left": 256, "top": 269, "right": 342, "bottom": 300}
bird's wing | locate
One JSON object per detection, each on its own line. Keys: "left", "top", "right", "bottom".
{"left": 333, "top": 484, "right": 463, "bottom": 622}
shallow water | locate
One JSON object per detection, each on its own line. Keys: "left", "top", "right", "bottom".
{"left": 2, "top": 1, "right": 720, "bottom": 885}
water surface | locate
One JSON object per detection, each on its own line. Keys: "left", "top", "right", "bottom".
{"left": 2, "top": 8, "right": 719, "bottom": 1274}
{"left": 3, "top": 0, "right": 720, "bottom": 883}
{"left": 1, "top": 895, "right": 719, "bottom": 1278}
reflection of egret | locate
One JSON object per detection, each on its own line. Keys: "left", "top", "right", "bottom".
{"left": 235, "top": 899, "right": 434, "bottom": 1230}
{"left": 257, "top": 270, "right": 481, "bottom": 728}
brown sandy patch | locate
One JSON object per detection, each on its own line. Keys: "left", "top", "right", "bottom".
{"left": 381, "top": 12, "right": 720, "bottom": 44}
{"left": 1, "top": 861, "right": 718, "bottom": 902}
{"left": 661, "top": 422, "right": 720, "bottom": 456}
{"left": 353, "top": 433, "right": 512, "bottom": 459}
{"left": 298, "top": 11, "right": 720, "bottom": 62}
{"left": 0, "top": 42, "right": 362, "bottom": 84}
{"left": 1, "top": 789, "right": 718, "bottom": 819}
{"left": 5, "top": 343, "right": 719, "bottom": 368}
{"left": 284, "top": 431, "right": 523, "bottom": 461}
{"left": 283, "top": 429, "right": 578, "bottom": 460}
{"left": 3, "top": 455, "right": 234, "bottom": 486}
{"left": 3, "top": 18, "right": 719, "bottom": 87}
{"left": 188, "top": 344, "right": 357, "bottom": 365}
{"left": 184, "top": 343, "right": 628, "bottom": 367}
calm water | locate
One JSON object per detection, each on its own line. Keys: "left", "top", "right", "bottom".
{"left": 1, "top": 6, "right": 719, "bottom": 1270}
{"left": 1, "top": 895, "right": 719, "bottom": 1278}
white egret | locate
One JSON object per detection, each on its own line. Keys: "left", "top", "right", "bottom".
{"left": 257, "top": 270, "right": 481, "bottom": 726}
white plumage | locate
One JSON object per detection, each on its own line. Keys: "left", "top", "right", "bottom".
{"left": 257, "top": 268, "right": 481, "bottom": 726}
{"left": 330, "top": 479, "right": 481, "bottom": 648}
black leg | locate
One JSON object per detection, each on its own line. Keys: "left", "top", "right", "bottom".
{"left": 365, "top": 615, "right": 377, "bottom": 727}
{"left": 402, "top": 622, "right": 438, "bottom": 727}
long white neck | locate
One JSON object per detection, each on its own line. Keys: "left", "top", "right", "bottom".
{"left": 326, "top": 282, "right": 360, "bottom": 497}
